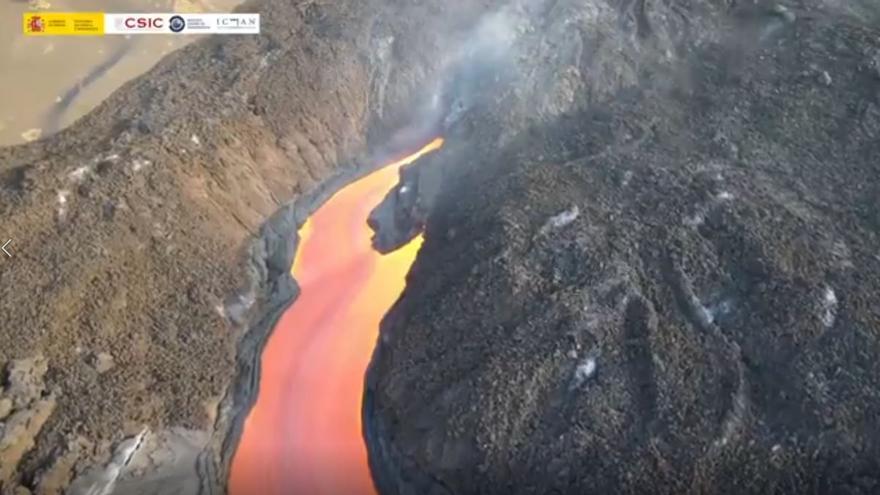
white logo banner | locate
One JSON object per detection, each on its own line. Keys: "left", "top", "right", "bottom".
{"left": 103, "top": 13, "right": 260, "bottom": 35}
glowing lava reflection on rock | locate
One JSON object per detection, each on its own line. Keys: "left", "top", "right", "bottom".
{"left": 229, "top": 138, "right": 443, "bottom": 495}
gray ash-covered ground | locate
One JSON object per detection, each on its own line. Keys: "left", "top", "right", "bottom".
{"left": 365, "top": 1, "right": 880, "bottom": 494}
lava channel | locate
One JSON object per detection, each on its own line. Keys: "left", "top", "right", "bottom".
{"left": 229, "top": 137, "right": 444, "bottom": 495}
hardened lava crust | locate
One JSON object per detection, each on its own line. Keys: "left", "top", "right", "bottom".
{"left": 365, "top": 1, "right": 880, "bottom": 494}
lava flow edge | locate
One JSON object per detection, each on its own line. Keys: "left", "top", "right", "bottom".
{"left": 228, "top": 138, "right": 443, "bottom": 495}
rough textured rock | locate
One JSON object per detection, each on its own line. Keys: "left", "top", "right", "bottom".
{"left": 3, "top": 0, "right": 879, "bottom": 493}
{"left": 0, "top": 357, "right": 56, "bottom": 487}
{"left": 0, "top": 0, "right": 502, "bottom": 492}
{"left": 366, "top": 0, "right": 880, "bottom": 494}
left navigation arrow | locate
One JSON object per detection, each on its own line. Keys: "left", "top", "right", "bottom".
{"left": 1, "top": 239, "right": 11, "bottom": 258}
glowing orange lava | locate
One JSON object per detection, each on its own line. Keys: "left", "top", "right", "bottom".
{"left": 229, "top": 138, "right": 443, "bottom": 495}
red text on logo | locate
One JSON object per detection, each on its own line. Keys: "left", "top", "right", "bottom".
{"left": 124, "top": 17, "right": 164, "bottom": 29}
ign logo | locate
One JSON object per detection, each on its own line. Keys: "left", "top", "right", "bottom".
{"left": 169, "top": 15, "right": 186, "bottom": 33}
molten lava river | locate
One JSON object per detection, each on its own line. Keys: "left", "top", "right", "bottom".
{"left": 229, "top": 138, "right": 443, "bottom": 495}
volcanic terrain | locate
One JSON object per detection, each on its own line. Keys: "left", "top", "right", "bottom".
{"left": 0, "top": 0, "right": 878, "bottom": 494}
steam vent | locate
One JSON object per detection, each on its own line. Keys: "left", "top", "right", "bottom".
{"left": 1, "top": 0, "right": 879, "bottom": 494}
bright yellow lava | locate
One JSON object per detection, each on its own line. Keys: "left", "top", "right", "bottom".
{"left": 229, "top": 138, "right": 443, "bottom": 495}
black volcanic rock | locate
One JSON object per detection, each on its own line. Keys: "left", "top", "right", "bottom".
{"left": 366, "top": 2, "right": 880, "bottom": 494}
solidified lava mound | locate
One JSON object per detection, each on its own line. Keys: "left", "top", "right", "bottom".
{"left": 365, "top": 1, "right": 880, "bottom": 494}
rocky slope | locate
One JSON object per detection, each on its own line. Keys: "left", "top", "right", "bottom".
{"left": 365, "top": 0, "right": 880, "bottom": 494}
{"left": 0, "top": 0, "right": 504, "bottom": 492}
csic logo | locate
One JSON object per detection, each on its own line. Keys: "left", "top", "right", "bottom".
{"left": 103, "top": 12, "right": 257, "bottom": 35}
{"left": 123, "top": 16, "right": 163, "bottom": 29}
{"left": 169, "top": 15, "right": 186, "bottom": 33}
{"left": 26, "top": 15, "right": 45, "bottom": 33}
